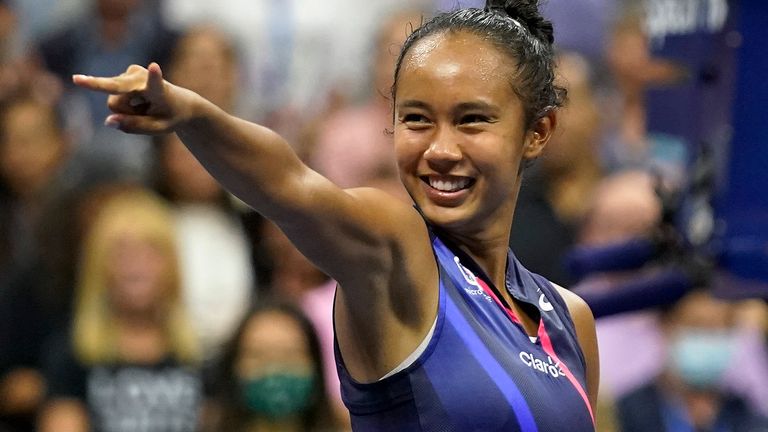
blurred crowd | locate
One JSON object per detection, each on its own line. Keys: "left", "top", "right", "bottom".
{"left": 0, "top": 0, "right": 766, "bottom": 431}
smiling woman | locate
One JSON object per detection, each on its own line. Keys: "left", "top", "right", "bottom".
{"left": 70, "top": 1, "right": 598, "bottom": 430}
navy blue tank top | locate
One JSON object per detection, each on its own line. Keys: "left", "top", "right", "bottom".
{"left": 335, "top": 228, "right": 595, "bottom": 431}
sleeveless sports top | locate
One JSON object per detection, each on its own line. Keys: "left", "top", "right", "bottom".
{"left": 335, "top": 228, "right": 595, "bottom": 432}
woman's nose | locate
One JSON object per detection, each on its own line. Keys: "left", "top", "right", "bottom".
{"left": 423, "top": 127, "right": 462, "bottom": 168}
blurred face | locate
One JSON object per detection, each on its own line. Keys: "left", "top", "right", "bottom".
{"left": 607, "top": 23, "right": 686, "bottom": 91}
{"left": 579, "top": 171, "right": 661, "bottom": 245}
{"left": 236, "top": 311, "right": 312, "bottom": 379}
{"left": 0, "top": 101, "right": 67, "bottom": 198}
{"left": 394, "top": 31, "right": 546, "bottom": 234}
{"left": 261, "top": 221, "right": 327, "bottom": 301}
{"left": 665, "top": 292, "right": 737, "bottom": 389}
{"left": 170, "top": 28, "right": 237, "bottom": 110}
{"left": 670, "top": 292, "right": 733, "bottom": 331}
{"left": 373, "top": 12, "right": 423, "bottom": 98}
{"left": 542, "top": 54, "right": 599, "bottom": 173}
{"left": 106, "top": 232, "right": 170, "bottom": 315}
{"left": 161, "top": 134, "right": 222, "bottom": 202}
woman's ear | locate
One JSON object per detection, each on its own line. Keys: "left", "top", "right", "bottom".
{"left": 523, "top": 110, "right": 557, "bottom": 160}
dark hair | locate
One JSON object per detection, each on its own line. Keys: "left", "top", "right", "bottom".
{"left": 392, "top": 0, "right": 566, "bottom": 127}
{"left": 149, "top": 133, "right": 233, "bottom": 208}
{"left": 212, "top": 301, "right": 335, "bottom": 432}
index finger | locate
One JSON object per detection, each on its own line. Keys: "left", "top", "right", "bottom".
{"left": 72, "top": 74, "right": 134, "bottom": 95}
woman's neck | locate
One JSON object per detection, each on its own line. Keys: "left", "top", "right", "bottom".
{"left": 114, "top": 317, "right": 168, "bottom": 364}
{"left": 448, "top": 222, "right": 542, "bottom": 337}
{"left": 454, "top": 205, "right": 517, "bottom": 286}
{"left": 445, "top": 226, "right": 510, "bottom": 290}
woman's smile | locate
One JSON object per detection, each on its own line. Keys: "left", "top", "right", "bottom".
{"left": 420, "top": 174, "right": 476, "bottom": 206}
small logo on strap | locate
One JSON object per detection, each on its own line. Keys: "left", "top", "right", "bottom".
{"left": 539, "top": 294, "right": 554, "bottom": 312}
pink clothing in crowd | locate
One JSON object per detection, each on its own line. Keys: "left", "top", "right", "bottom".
{"left": 311, "top": 102, "right": 395, "bottom": 189}
{"left": 300, "top": 279, "right": 341, "bottom": 404}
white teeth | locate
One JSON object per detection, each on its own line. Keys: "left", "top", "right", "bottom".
{"left": 429, "top": 178, "right": 470, "bottom": 192}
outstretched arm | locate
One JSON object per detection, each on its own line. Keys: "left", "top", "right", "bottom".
{"left": 74, "top": 64, "right": 440, "bottom": 380}
{"left": 74, "top": 63, "right": 419, "bottom": 283}
{"left": 75, "top": 64, "right": 325, "bottom": 224}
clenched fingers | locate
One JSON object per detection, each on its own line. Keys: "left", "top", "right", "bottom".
{"left": 104, "top": 114, "right": 173, "bottom": 135}
{"left": 107, "top": 93, "right": 152, "bottom": 116}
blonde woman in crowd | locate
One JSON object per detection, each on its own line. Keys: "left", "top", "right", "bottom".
{"left": 39, "top": 188, "right": 203, "bottom": 432}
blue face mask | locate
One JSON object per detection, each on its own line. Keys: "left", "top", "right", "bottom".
{"left": 240, "top": 371, "right": 316, "bottom": 420}
{"left": 669, "top": 329, "right": 735, "bottom": 389}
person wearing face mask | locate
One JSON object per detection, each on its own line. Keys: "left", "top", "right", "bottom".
{"left": 207, "top": 302, "right": 338, "bottom": 432}
{"left": 615, "top": 291, "right": 768, "bottom": 432}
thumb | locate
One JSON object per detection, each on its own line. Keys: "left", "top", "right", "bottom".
{"left": 145, "top": 62, "right": 165, "bottom": 99}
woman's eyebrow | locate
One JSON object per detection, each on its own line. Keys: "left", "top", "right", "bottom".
{"left": 453, "top": 101, "right": 498, "bottom": 112}
{"left": 396, "top": 100, "right": 431, "bottom": 110}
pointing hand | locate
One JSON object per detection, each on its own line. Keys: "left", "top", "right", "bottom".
{"left": 73, "top": 63, "right": 193, "bottom": 135}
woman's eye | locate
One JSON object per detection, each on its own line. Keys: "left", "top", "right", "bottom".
{"left": 401, "top": 113, "right": 432, "bottom": 129}
{"left": 461, "top": 114, "right": 490, "bottom": 124}
{"left": 403, "top": 113, "right": 428, "bottom": 123}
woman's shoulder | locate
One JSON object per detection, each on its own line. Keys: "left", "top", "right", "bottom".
{"left": 550, "top": 282, "right": 599, "bottom": 408}
{"left": 549, "top": 283, "right": 596, "bottom": 349}
{"left": 551, "top": 283, "right": 595, "bottom": 326}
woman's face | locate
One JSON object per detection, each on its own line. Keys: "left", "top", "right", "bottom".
{"left": 0, "top": 102, "right": 67, "bottom": 198}
{"left": 393, "top": 31, "right": 545, "bottom": 234}
{"left": 169, "top": 28, "right": 237, "bottom": 110}
{"left": 106, "top": 232, "right": 170, "bottom": 315}
{"left": 236, "top": 311, "right": 313, "bottom": 379}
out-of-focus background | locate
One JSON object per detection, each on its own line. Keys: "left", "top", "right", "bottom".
{"left": 0, "top": 0, "right": 766, "bottom": 431}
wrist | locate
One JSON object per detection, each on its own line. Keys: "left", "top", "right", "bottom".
{"left": 170, "top": 85, "right": 211, "bottom": 130}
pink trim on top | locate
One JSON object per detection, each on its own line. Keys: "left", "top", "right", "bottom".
{"left": 472, "top": 267, "right": 594, "bottom": 426}
{"left": 538, "top": 322, "right": 595, "bottom": 425}
{"left": 475, "top": 277, "right": 522, "bottom": 325}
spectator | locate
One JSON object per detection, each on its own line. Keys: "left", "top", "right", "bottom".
{"left": 256, "top": 221, "right": 348, "bottom": 425}
{"left": 616, "top": 290, "right": 768, "bottom": 432}
{"left": 0, "top": 181, "right": 136, "bottom": 432}
{"left": 37, "top": 0, "right": 177, "bottom": 178}
{"left": 37, "top": 0, "right": 175, "bottom": 123}
{"left": 720, "top": 298, "right": 768, "bottom": 417}
{"left": 0, "top": 94, "right": 71, "bottom": 280}
{"left": 0, "top": 1, "right": 63, "bottom": 106}
{"left": 510, "top": 51, "right": 602, "bottom": 286}
{"left": 599, "top": 9, "right": 687, "bottom": 182}
{"left": 571, "top": 170, "right": 667, "bottom": 430}
{"left": 309, "top": 7, "right": 424, "bottom": 191}
{"left": 259, "top": 220, "right": 329, "bottom": 302}
{"left": 207, "top": 302, "right": 338, "bottom": 432}
{"left": 38, "top": 188, "right": 203, "bottom": 432}
{"left": 161, "top": 0, "right": 426, "bottom": 122}
{"left": 166, "top": 24, "right": 241, "bottom": 115}
{"left": 152, "top": 132, "right": 255, "bottom": 361}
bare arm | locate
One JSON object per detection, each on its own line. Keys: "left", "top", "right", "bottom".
{"left": 73, "top": 64, "right": 439, "bottom": 379}
{"left": 73, "top": 63, "right": 424, "bottom": 285}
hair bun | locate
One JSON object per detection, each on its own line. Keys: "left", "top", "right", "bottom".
{"left": 485, "top": 0, "right": 554, "bottom": 45}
